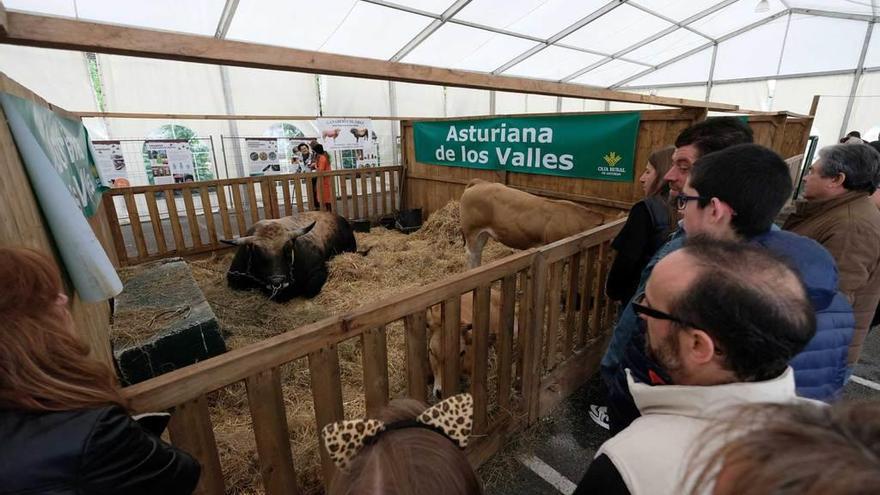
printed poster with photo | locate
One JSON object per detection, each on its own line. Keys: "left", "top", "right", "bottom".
{"left": 355, "top": 142, "right": 380, "bottom": 168}
{"left": 92, "top": 140, "right": 130, "bottom": 188}
{"left": 144, "top": 139, "right": 195, "bottom": 185}
{"left": 316, "top": 117, "right": 377, "bottom": 155}
{"left": 246, "top": 138, "right": 280, "bottom": 176}
{"left": 287, "top": 139, "right": 315, "bottom": 173}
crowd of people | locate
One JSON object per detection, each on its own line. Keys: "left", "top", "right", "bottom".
{"left": 3, "top": 117, "right": 880, "bottom": 495}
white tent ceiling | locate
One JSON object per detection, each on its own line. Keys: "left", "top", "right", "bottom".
{"left": 4, "top": 0, "right": 877, "bottom": 90}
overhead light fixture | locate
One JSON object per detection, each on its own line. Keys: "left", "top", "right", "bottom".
{"left": 755, "top": 0, "right": 770, "bottom": 13}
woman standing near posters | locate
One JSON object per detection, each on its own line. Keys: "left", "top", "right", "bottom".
{"left": 312, "top": 143, "right": 333, "bottom": 212}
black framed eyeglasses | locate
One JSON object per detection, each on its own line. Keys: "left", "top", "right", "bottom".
{"left": 631, "top": 294, "right": 694, "bottom": 328}
{"left": 675, "top": 194, "right": 706, "bottom": 210}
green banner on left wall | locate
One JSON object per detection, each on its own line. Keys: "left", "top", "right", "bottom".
{"left": 0, "top": 92, "right": 103, "bottom": 216}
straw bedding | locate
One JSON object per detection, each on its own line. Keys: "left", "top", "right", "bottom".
{"left": 111, "top": 200, "right": 520, "bottom": 494}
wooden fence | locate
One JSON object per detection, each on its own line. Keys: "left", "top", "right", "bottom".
{"left": 120, "top": 218, "right": 624, "bottom": 494}
{"left": 103, "top": 166, "right": 403, "bottom": 266}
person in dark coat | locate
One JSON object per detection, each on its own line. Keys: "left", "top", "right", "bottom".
{"left": 606, "top": 146, "right": 676, "bottom": 305}
{"left": 0, "top": 247, "right": 201, "bottom": 495}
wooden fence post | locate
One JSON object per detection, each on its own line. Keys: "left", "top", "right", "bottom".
{"left": 246, "top": 368, "right": 300, "bottom": 495}
{"left": 523, "top": 254, "right": 548, "bottom": 424}
{"left": 168, "top": 395, "right": 225, "bottom": 495}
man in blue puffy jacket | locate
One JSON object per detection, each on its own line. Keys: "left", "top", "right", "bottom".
{"left": 601, "top": 143, "right": 854, "bottom": 434}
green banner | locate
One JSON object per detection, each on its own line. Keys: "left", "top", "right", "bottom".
{"left": 413, "top": 112, "right": 640, "bottom": 182}
{"left": 0, "top": 93, "right": 103, "bottom": 216}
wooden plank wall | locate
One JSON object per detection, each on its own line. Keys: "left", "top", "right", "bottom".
{"left": 0, "top": 73, "right": 115, "bottom": 365}
{"left": 402, "top": 109, "right": 815, "bottom": 220}
{"left": 104, "top": 166, "right": 403, "bottom": 266}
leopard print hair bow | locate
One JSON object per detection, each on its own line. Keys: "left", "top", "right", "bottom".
{"left": 321, "top": 393, "right": 474, "bottom": 471}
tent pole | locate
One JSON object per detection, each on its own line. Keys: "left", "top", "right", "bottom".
{"left": 839, "top": 21, "right": 874, "bottom": 139}
{"left": 705, "top": 43, "right": 718, "bottom": 102}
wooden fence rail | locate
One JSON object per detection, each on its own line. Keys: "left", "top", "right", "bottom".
{"left": 102, "top": 166, "right": 404, "bottom": 266}
{"left": 120, "top": 218, "right": 625, "bottom": 494}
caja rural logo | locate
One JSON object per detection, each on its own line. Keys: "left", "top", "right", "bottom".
{"left": 603, "top": 151, "right": 622, "bottom": 167}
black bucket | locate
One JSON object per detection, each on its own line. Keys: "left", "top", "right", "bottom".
{"left": 378, "top": 214, "right": 396, "bottom": 230}
{"left": 395, "top": 208, "right": 422, "bottom": 234}
{"left": 351, "top": 219, "right": 371, "bottom": 233}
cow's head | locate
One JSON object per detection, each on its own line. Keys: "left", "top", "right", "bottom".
{"left": 221, "top": 220, "right": 316, "bottom": 297}
{"left": 427, "top": 307, "right": 471, "bottom": 400}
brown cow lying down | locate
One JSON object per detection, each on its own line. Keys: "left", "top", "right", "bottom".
{"left": 460, "top": 179, "right": 605, "bottom": 268}
{"left": 221, "top": 212, "right": 356, "bottom": 302}
{"left": 426, "top": 288, "right": 513, "bottom": 399}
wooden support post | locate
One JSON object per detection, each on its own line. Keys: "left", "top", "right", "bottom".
{"left": 360, "top": 171, "right": 369, "bottom": 220}
{"left": 379, "top": 170, "right": 389, "bottom": 216}
{"left": 216, "top": 185, "right": 233, "bottom": 239}
{"left": 168, "top": 395, "right": 225, "bottom": 495}
{"left": 497, "top": 274, "right": 517, "bottom": 411}
{"left": 123, "top": 191, "right": 148, "bottom": 259}
{"left": 281, "top": 179, "right": 292, "bottom": 217}
{"left": 199, "top": 185, "right": 218, "bottom": 246}
{"left": 164, "top": 189, "right": 186, "bottom": 253}
{"left": 362, "top": 326, "right": 389, "bottom": 417}
{"left": 182, "top": 188, "right": 203, "bottom": 248}
{"left": 563, "top": 252, "right": 581, "bottom": 358}
{"left": 247, "top": 181, "right": 260, "bottom": 223}
{"left": 523, "top": 255, "right": 548, "bottom": 423}
{"left": 231, "top": 182, "right": 248, "bottom": 236}
{"left": 305, "top": 175, "right": 316, "bottom": 212}
{"left": 308, "top": 345, "right": 345, "bottom": 486}
{"left": 101, "top": 194, "right": 129, "bottom": 265}
{"left": 592, "top": 242, "right": 610, "bottom": 337}
{"left": 293, "top": 178, "right": 305, "bottom": 213}
{"left": 144, "top": 191, "right": 167, "bottom": 255}
{"left": 441, "top": 295, "right": 462, "bottom": 399}
{"left": 471, "top": 284, "right": 491, "bottom": 435}
{"left": 246, "top": 368, "right": 300, "bottom": 495}
{"left": 404, "top": 311, "right": 429, "bottom": 403}
{"left": 543, "top": 261, "right": 562, "bottom": 370}
{"left": 578, "top": 247, "right": 595, "bottom": 347}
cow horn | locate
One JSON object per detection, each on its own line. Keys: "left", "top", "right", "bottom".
{"left": 220, "top": 236, "right": 254, "bottom": 246}
{"left": 291, "top": 221, "right": 316, "bottom": 238}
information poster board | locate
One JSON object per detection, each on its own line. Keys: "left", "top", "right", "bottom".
{"left": 246, "top": 138, "right": 280, "bottom": 176}
{"left": 92, "top": 140, "right": 129, "bottom": 187}
{"left": 316, "top": 117, "right": 379, "bottom": 169}
{"left": 144, "top": 139, "right": 195, "bottom": 185}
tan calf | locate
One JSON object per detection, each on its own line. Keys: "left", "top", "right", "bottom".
{"left": 460, "top": 179, "right": 604, "bottom": 268}
{"left": 426, "top": 289, "right": 511, "bottom": 399}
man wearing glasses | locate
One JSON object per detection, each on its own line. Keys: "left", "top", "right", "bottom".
{"left": 600, "top": 144, "right": 854, "bottom": 435}
{"left": 597, "top": 117, "right": 753, "bottom": 431}
{"left": 574, "top": 238, "right": 817, "bottom": 495}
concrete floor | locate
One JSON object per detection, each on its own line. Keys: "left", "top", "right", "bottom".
{"left": 482, "top": 325, "right": 880, "bottom": 494}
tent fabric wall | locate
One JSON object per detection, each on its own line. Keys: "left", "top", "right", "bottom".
{"left": 394, "top": 82, "right": 445, "bottom": 118}
{"left": 0, "top": 45, "right": 98, "bottom": 112}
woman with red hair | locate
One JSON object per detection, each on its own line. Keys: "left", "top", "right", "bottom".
{"left": 0, "top": 247, "right": 200, "bottom": 494}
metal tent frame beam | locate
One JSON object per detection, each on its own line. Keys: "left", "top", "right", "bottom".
{"left": 389, "top": 0, "right": 471, "bottom": 62}
{"left": 362, "top": 0, "right": 652, "bottom": 67}
{"left": 491, "top": 0, "right": 626, "bottom": 75}
{"left": 560, "top": 0, "right": 738, "bottom": 84}
{"left": 610, "top": 10, "right": 790, "bottom": 89}
{"left": 839, "top": 21, "right": 875, "bottom": 138}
